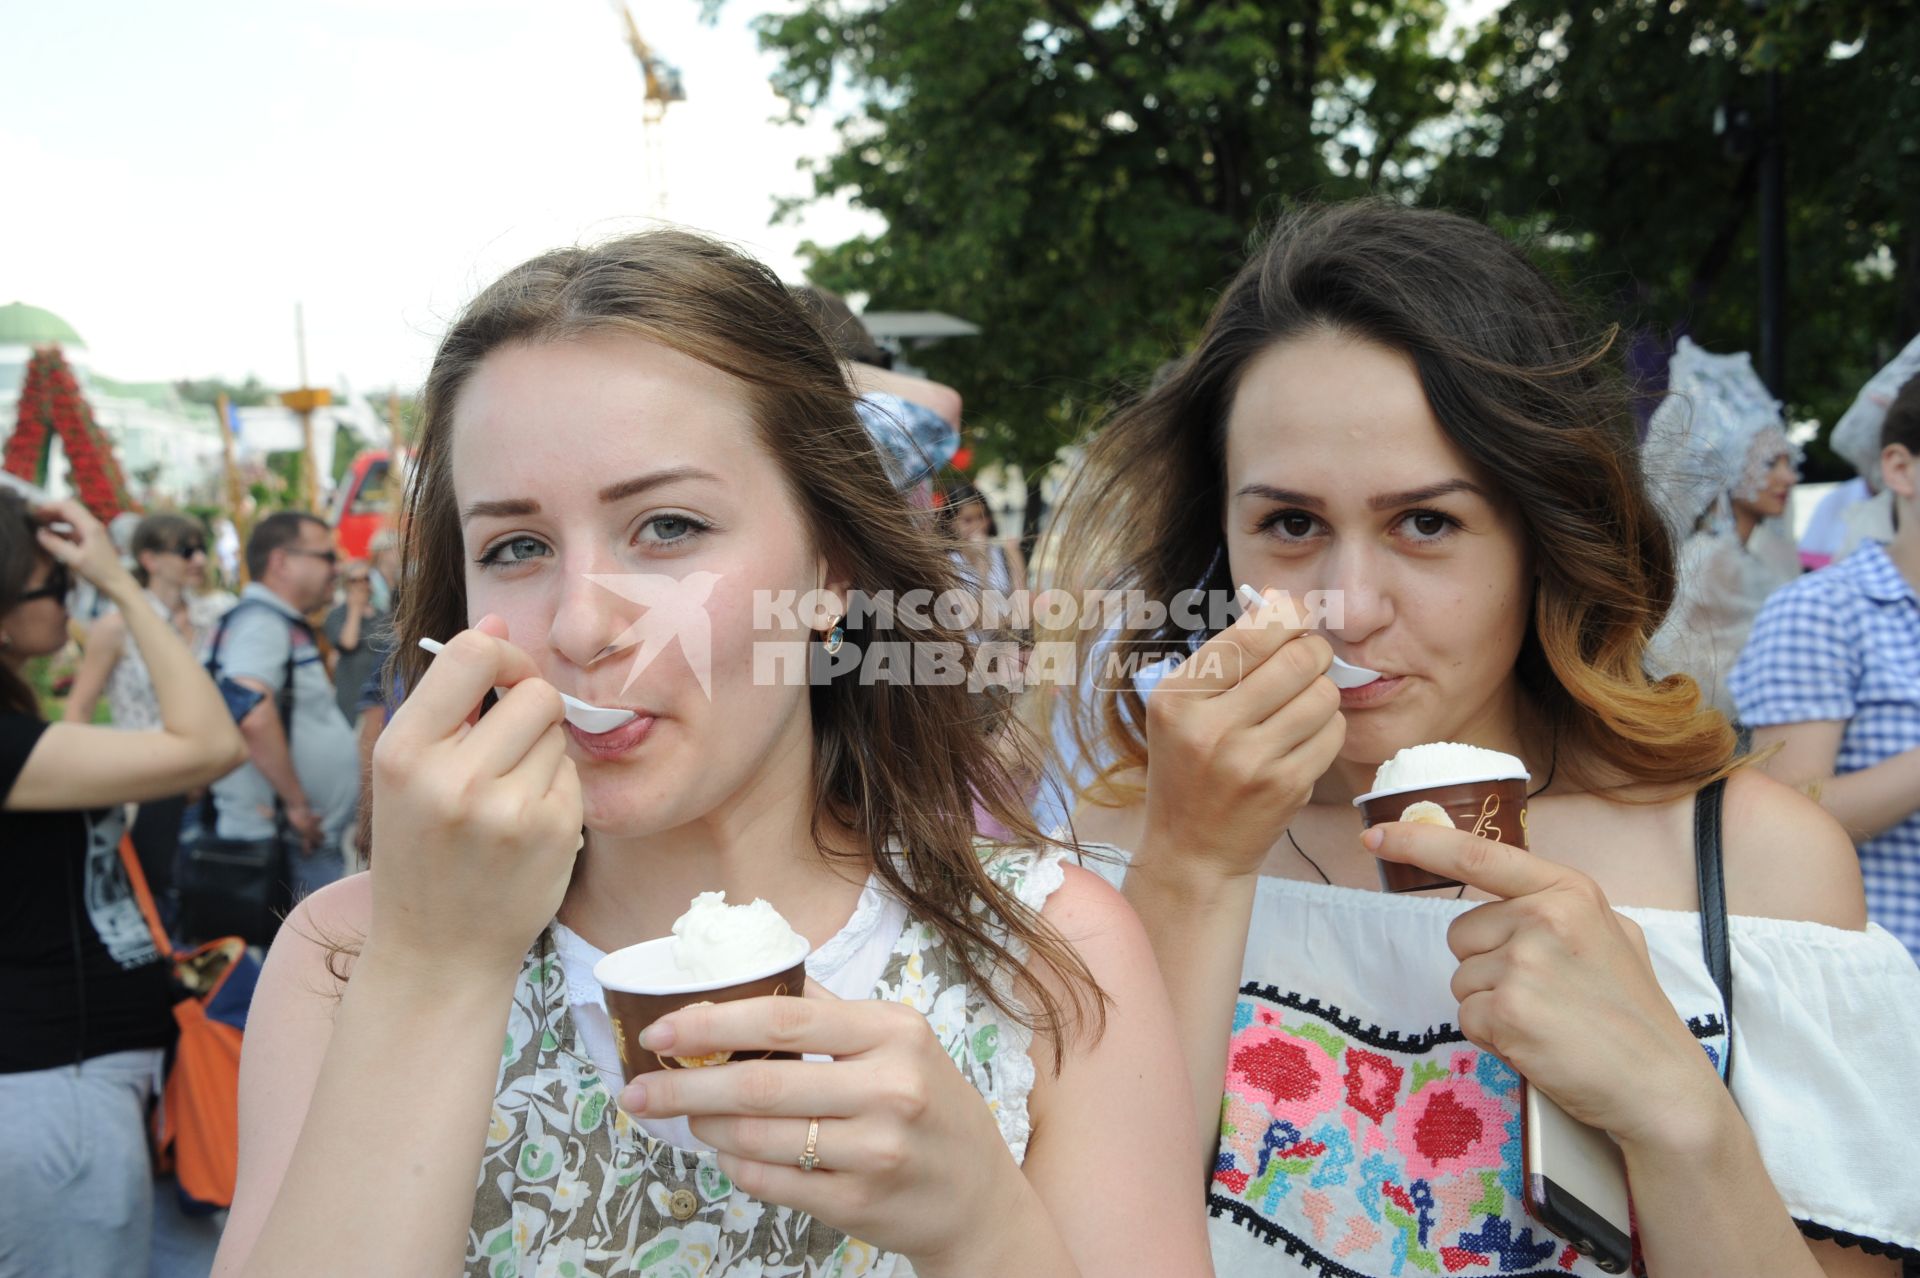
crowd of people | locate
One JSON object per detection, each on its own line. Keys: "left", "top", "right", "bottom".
{"left": 1, "top": 496, "right": 385, "bottom": 1273}
{"left": 2, "top": 200, "right": 1916, "bottom": 1278}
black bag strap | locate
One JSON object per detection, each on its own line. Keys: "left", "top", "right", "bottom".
{"left": 201, "top": 600, "right": 309, "bottom": 834}
{"left": 1694, "top": 774, "right": 1735, "bottom": 1087}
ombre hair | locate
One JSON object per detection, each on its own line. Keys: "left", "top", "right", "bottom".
{"left": 1044, "top": 201, "right": 1739, "bottom": 804}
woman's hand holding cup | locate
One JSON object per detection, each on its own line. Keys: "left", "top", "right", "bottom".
{"left": 1141, "top": 587, "right": 1347, "bottom": 880}
{"left": 623, "top": 981, "right": 1031, "bottom": 1274}
{"left": 366, "top": 616, "right": 582, "bottom": 984}
{"left": 1363, "top": 821, "right": 1729, "bottom": 1151}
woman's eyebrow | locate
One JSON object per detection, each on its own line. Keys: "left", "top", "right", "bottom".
{"left": 1236, "top": 484, "right": 1323, "bottom": 509}
{"left": 461, "top": 497, "right": 538, "bottom": 524}
{"left": 1367, "top": 479, "right": 1490, "bottom": 510}
{"left": 459, "top": 467, "right": 722, "bottom": 525}
{"left": 597, "top": 466, "right": 721, "bottom": 504}
{"left": 1233, "top": 479, "right": 1489, "bottom": 510}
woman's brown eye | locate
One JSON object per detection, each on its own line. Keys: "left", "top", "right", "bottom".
{"left": 1280, "top": 514, "right": 1315, "bottom": 538}
{"left": 1404, "top": 511, "right": 1455, "bottom": 539}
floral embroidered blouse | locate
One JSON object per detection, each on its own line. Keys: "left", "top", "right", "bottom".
{"left": 1199, "top": 875, "right": 1920, "bottom": 1277}
{"left": 463, "top": 845, "right": 1065, "bottom": 1278}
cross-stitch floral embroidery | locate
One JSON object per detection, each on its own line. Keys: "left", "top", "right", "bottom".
{"left": 1209, "top": 985, "right": 1726, "bottom": 1277}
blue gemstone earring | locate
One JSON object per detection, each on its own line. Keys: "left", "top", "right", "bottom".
{"left": 823, "top": 615, "right": 846, "bottom": 655}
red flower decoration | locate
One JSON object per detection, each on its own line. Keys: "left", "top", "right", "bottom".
{"left": 2, "top": 346, "right": 137, "bottom": 519}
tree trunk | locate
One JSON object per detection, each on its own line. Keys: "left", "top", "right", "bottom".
{"left": 1021, "top": 468, "right": 1048, "bottom": 562}
{"left": 1899, "top": 223, "right": 1920, "bottom": 348}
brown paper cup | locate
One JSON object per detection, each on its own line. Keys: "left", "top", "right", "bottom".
{"left": 1356, "top": 777, "right": 1530, "bottom": 893}
{"left": 594, "top": 937, "right": 809, "bottom": 1081}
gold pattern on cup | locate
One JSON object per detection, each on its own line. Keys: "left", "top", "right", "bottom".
{"left": 1360, "top": 777, "right": 1529, "bottom": 893}
{"left": 602, "top": 961, "right": 806, "bottom": 1081}
{"left": 610, "top": 1015, "right": 631, "bottom": 1075}
{"left": 664, "top": 1001, "right": 732, "bottom": 1069}
{"left": 1469, "top": 792, "right": 1503, "bottom": 842}
{"left": 657, "top": 982, "right": 794, "bottom": 1069}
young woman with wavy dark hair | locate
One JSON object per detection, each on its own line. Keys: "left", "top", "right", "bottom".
{"left": 1048, "top": 202, "right": 1920, "bottom": 1276}
{"left": 211, "top": 230, "right": 1208, "bottom": 1278}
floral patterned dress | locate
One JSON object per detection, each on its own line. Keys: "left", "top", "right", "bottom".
{"left": 463, "top": 846, "right": 1063, "bottom": 1278}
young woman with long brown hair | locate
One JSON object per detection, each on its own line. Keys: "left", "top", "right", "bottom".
{"left": 211, "top": 231, "right": 1208, "bottom": 1277}
{"left": 1049, "top": 202, "right": 1920, "bottom": 1276}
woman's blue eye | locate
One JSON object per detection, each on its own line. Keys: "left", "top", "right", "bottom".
{"left": 478, "top": 536, "right": 550, "bottom": 566}
{"left": 638, "top": 514, "right": 710, "bottom": 545}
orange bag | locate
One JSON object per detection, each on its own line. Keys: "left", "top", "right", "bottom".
{"left": 117, "top": 833, "right": 259, "bottom": 1213}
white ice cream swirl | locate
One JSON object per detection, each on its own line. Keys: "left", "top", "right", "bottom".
{"left": 1370, "top": 742, "right": 1528, "bottom": 795}
{"left": 670, "top": 891, "right": 808, "bottom": 984}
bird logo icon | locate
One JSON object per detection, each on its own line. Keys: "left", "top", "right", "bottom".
{"left": 584, "top": 571, "right": 723, "bottom": 700}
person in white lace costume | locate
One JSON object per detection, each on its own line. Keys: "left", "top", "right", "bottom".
{"left": 1802, "top": 333, "right": 1919, "bottom": 567}
{"left": 1643, "top": 338, "right": 1802, "bottom": 716}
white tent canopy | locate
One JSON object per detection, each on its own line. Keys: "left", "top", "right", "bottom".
{"left": 231, "top": 390, "right": 387, "bottom": 487}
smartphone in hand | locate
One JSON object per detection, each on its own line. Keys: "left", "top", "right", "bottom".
{"left": 1521, "top": 1080, "right": 1634, "bottom": 1274}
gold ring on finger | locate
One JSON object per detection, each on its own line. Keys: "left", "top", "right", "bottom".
{"left": 797, "top": 1116, "right": 821, "bottom": 1172}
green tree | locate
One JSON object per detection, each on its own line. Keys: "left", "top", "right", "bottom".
{"left": 743, "top": 0, "right": 1470, "bottom": 531}
{"left": 173, "top": 374, "right": 275, "bottom": 408}
{"left": 1436, "top": 0, "right": 1917, "bottom": 472}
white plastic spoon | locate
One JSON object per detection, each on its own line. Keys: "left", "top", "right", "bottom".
{"left": 417, "top": 637, "right": 639, "bottom": 733}
{"left": 1324, "top": 655, "right": 1384, "bottom": 689}
{"left": 1236, "top": 583, "right": 1381, "bottom": 689}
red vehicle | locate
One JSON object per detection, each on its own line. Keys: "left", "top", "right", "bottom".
{"left": 329, "top": 450, "right": 400, "bottom": 561}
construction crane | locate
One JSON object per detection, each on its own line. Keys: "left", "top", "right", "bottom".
{"left": 609, "top": 0, "right": 686, "bottom": 217}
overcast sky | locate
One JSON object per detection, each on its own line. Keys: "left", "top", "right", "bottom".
{"left": 0, "top": 0, "right": 878, "bottom": 391}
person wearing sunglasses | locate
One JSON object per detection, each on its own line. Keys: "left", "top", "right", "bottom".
{"left": 14, "top": 556, "right": 70, "bottom": 604}
{"left": 0, "top": 492, "right": 246, "bottom": 1277}
{"left": 63, "top": 515, "right": 216, "bottom": 922}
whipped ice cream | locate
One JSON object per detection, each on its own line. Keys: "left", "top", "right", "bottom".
{"left": 1370, "top": 742, "right": 1528, "bottom": 795}
{"left": 670, "top": 892, "right": 808, "bottom": 984}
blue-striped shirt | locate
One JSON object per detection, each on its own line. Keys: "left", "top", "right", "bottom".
{"left": 1730, "top": 541, "right": 1920, "bottom": 958}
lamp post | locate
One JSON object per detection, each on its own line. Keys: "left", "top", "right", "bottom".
{"left": 278, "top": 302, "right": 331, "bottom": 513}
{"left": 1757, "top": 65, "right": 1786, "bottom": 396}
{"left": 1745, "top": 0, "right": 1788, "bottom": 398}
